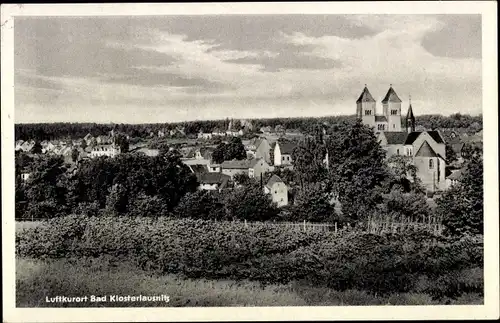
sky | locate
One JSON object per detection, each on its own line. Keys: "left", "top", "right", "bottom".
{"left": 14, "top": 14, "right": 482, "bottom": 124}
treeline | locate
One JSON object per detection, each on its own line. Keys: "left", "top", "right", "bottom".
{"left": 16, "top": 120, "right": 484, "bottom": 237}
{"left": 14, "top": 113, "right": 482, "bottom": 142}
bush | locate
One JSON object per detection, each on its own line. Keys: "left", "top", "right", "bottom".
{"left": 16, "top": 215, "right": 483, "bottom": 298}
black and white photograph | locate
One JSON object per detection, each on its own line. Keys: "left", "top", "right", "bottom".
{"left": 2, "top": 2, "right": 498, "bottom": 322}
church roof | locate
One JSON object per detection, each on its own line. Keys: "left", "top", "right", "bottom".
{"left": 407, "top": 104, "right": 415, "bottom": 119}
{"left": 356, "top": 86, "right": 376, "bottom": 103}
{"left": 375, "top": 116, "right": 388, "bottom": 122}
{"left": 381, "top": 86, "right": 402, "bottom": 103}
{"left": 384, "top": 131, "right": 409, "bottom": 144}
{"left": 415, "top": 141, "right": 438, "bottom": 157}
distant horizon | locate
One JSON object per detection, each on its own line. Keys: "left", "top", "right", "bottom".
{"left": 14, "top": 111, "right": 483, "bottom": 126}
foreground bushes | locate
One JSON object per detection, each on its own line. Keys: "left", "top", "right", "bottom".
{"left": 16, "top": 215, "right": 483, "bottom": 299}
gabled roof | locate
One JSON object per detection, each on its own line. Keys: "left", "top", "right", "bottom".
{"left": 221, "top": 159, "right": 251, "bottom": 169}
{"left": 404, "top": 132, "right": 422, "bottom": 145}
{"left": 248, "top": 157, "right": 267, "bottom": 168}
{"left": 383, "top": 131, "right": 409, "bottom": 145}
{"left": 447, "top": 168, "right": 463, "bottom": 181}
{"left": 266, "top": 175, "right": 284, "bottom": 189}
{"left": 375, "top": 116, "right": 388, "bottom": 122}
{"left": 277, "top": 142, "right": 297, "bottom": 155}
{"left": 381, "top": 86, "right": 402, "bottom": 103}
{"left": 356, "top": 86, "right": 376, "bottom": 103}
{"left": 197, "top": 172, "right": 230, "bottom": 186}
{"left": 403, "top": 131, "right": 447, "bottom": 145}
{"left": 415, "top": 141, "right": 438, "bottom": 157}
{"left": 427, "top": 131, "right": 445, "bottom": 144}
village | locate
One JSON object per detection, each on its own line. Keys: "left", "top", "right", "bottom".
{"left": 15, "top": 86, "right": 483, "bottom": 208}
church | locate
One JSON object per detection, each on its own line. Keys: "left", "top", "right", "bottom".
{"left": 356, "top": 85, "right": 447, "bottom": 193}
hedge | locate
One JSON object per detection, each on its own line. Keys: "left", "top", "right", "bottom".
{"left": 16, "top": 215, "right": 483, "bottom": 298}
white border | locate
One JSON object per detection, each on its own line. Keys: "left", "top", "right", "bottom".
{"left": 2, "top": 2, "right": 498, "bottom": 322}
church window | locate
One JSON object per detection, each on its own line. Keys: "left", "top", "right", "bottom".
{"left": 391, "top": 110, "right": 398, "bottom": 115}
{"left": 377, "top": 124, "right": 385, "bottom": 130}
{"left": 429, "top": 159, "right": 434, "bottom": 169}
{"left": 364, "top": 110, "right": 372, "bottom": 116}
{"left": 393, "top": 124, "right": 396, "bottom": 129}
{"left": 397, "top": 149, "right": 400, "bottom": 155}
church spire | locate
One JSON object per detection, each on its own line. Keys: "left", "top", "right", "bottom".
{"left": 406, "top": 96, "right": 416, "bottom": 133}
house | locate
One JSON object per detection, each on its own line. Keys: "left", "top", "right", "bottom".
{"left": 211, "top": 128, "right": 226, "bottom": 137}
{"left": 42, "top": 142, "right": 56, "bottom": 154}
{"left": 221, "top": 159, "right": 251, "bottom": 178}
{"left": 245, "top": 137, "right": 271, "bottom": 164}
{"left": 196, "top": 173, "right": 231, "bottom": 191}
{"left": 263, "top": 175, "right": 288, "bottom": 207}
{"left": 260, "top": 126, "right": 272, "bottom": 134}
{"left": 96, "top": 135, "right": 113, "bottom": 145}
{"left": 90, "top": 144, "right": 121, "bottom": 158}
{"left": 273, "top": 141, "right": 296, "bottom": 166}
{"left": 20, "top": 169, "right": 31, "bottom": 182}
{"left": 248, "top": 158, "right": 272, "bottom": 179}
{"left": 198, "top": 131, "right": 213, "bottom": 140}
{"left": 240, "top": 119, "right": 254, "bottom": 132}
{"left": 207, "top": 163, "right": 222, "bottom": 173}
{"left": 83, "top": 133, "right": 93, "bottom": 145}
{"left": 446, "top": 168, "right": 463, "bottom": 188}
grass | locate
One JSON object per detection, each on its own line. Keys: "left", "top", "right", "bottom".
{"left": 16, "top": 257, "right": 483, "bottom": 307}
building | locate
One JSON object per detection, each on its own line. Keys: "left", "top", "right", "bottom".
{"left": 356, "top": 85, "right": 402, "bottom": 134}
{"left": 273, "top": 141, "right": 296, "bottom": 166}
{"left": 196, "top": 173, "right": 231, "bottom": 191}
{"left": 358, "top": 85, "right": 447, "bottom": 192}
{"left": 197, "top": 132, "right": 213, "bottom": 140}
{"left": 263, "top": 175, "right": 288, "bottom": 207}
{"left": 90, "top": 144, "right": 121, "bottom": 158}
{"left": 221, "top": 159, "right": 250, "bottom": 178}
{"left": 245, "top": 137, "right": 271, "bottom": 164}
{"left": 248, "top": 158, "right": 272, "bottom": 179}
{"left": 189, "top": 164, "right": 209, "bottom": 175}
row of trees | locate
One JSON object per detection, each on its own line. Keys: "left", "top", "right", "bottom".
{"left": 15, "top": 113, "right": 482, "bottom": 142}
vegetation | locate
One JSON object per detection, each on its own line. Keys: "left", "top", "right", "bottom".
{"left": 17, "top": 215, "right": 483, "bottom": 300}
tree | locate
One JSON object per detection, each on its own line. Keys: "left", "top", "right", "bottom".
{"left": 289, "top": 183, "right": 336, "bottom": 223}
{"left": 436, "top": 154, "right": 483, "bottom": 236}
{"left": 325, "top": 120, "right": 388, "bottom": 222}
{"left": 224, "top": 183, "right": 279, "bottom": 221}
{"left": 31, "top": 141, "right": 42, "bottom": 154}
{"left": 225, "top": 137, "right": 247, "bottom": 161}
{"left": 445, "top": 143, "right": 458, "bottom": 164}
{"left": 386, "top": 155, "right": 424, "bottom": 193}
{"left": 174, "top": 190, "right": 226, "bottom": 220}
{"left": 80, "top": 140, "right": 88, "bottom": 150}
{"left": 377, "top": 187, "right": 431, "bottom": 222}
{"left": 71, "top": 148, "right": 79, "bottom": 163}
{"left": 105, "top": 183, "right": 129, "bottom": 215}
{"left": 212, "top": 143, "right": 227, "bottom": 164}
{"left": 233, "top": 173, "right": 253, "bottom": 186}
{"left": 114, "top": 133, "right": 129, "bottom": 153}
{"left": 292, "top": 136, "right": 327, "bottom": 187}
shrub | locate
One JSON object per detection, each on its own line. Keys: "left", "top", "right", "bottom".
{"left": 16, "top": 215, "right": 483, "bottom": 298}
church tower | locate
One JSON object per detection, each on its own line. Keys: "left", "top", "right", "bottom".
{"left": 356, "top": 85, "right": 376, "bottom": 129}
{"left": 406, "top": 96, "right": 416, "bottom": 133}
{"left": 382, "top": 85, "right": 402, "bottom": 132}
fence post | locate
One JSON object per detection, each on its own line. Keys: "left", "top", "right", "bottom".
{"left": 303, "top": 220, "right": 306, "bottom": 232}
{"left": 334, "top": 222, "right": 337, "bottom": 234}
{"left": 244, "top": 219, "right": 247, "bottom": 228}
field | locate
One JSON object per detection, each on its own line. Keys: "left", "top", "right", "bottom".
{"left": 16, "top": 257, "right": 482, "bottom": 307}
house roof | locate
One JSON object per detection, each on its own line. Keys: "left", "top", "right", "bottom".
{"left": 197, "top": 172, "right": 230, "bottom": 186}
{"left": 381, "top": 86, "right": 402, "bottom": 103}
{"left": 356, "top": 86, "right": 376, "bottom": 103}
{"left": 451, "top": 142, "right": 465, "bottom": 154}
{"left": 248, "top": 157, "right": 267, "bottom": 168}
{"left": 447, "top": 168, "right": 463, "bottom": 181}
{"left": 415, "top": 141, "right": 438, "bottom": 157}
{"left": 265, "top": 175, "right": 284, "bottom": 189}
{"left": 277, "top": 142, "right": 297, "bottom": 155}
{"left": 221, "top": 159, "right": 251, "bottom": 169}
{"left": 384, "top": 131, "right": 409, "bottom": 145}
{"left": 375, "top": 116, "right": 388, "bottom": 122}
